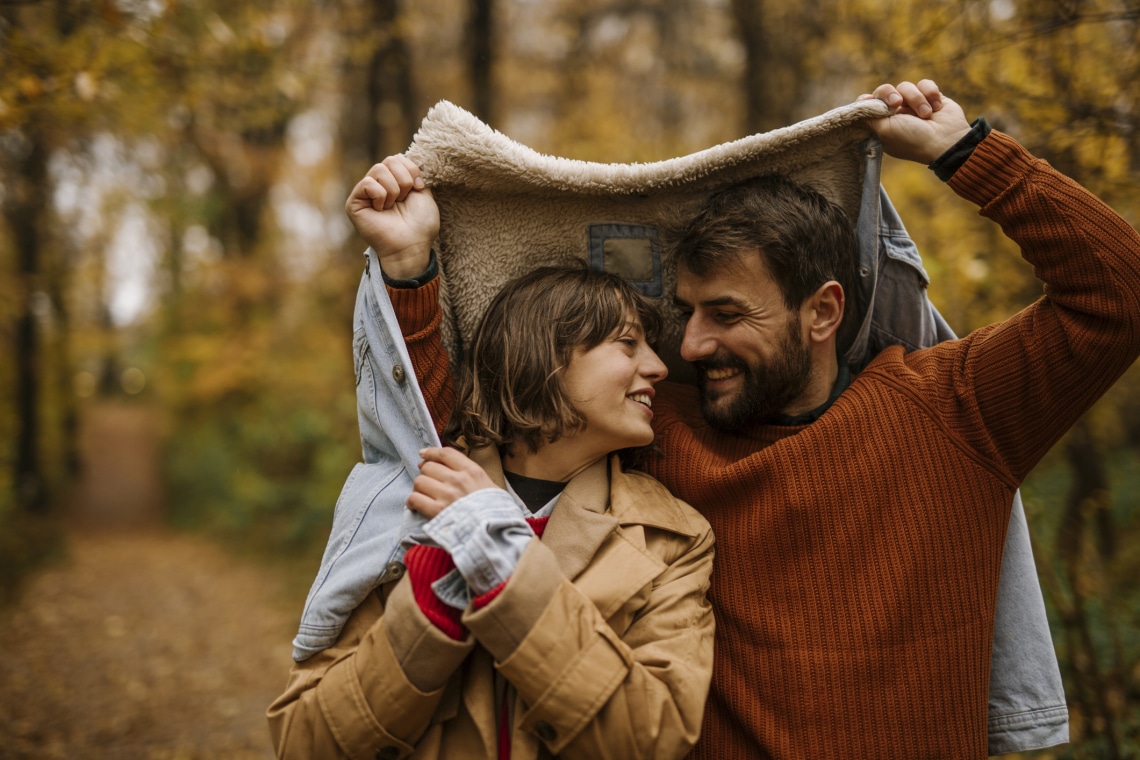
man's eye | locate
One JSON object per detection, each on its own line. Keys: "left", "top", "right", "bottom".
{"left": 715, "top": 312, "right": 742, "bottom": 324}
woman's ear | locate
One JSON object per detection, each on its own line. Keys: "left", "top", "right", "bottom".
{"left": 804, "top": 281, "right": 844, "bottom": 345}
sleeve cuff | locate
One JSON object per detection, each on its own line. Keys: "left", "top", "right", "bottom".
{"left": 930, "top": 115, "right": 992, "bottom": 182}
{"left": 381, "top": 249, "right": 438, "bottom": 288}
{"left": 423, "top": 488, "right": 535, "bottom": 596}
{"left": 386, "top": 275, "right": 442, "bottom": 339}
{"left": 473, "top": 580, "right": 509, "bottom": 609}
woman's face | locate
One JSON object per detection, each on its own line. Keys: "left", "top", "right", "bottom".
{"left": 560, "top": 316, "right": 668, "bottom": 456}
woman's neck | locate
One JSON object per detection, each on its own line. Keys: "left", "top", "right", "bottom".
{"left": 503, "top": 438, "right": 605, "bottom": 483}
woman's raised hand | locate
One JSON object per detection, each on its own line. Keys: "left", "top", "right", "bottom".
{"left": 407, "top": 447, "right": 498, "bottom": 519}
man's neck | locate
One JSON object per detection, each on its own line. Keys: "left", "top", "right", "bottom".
{"left": 781, "top": 349, "right": 840, "bottom": 418}
{"left": 772, "top": 362, "right": 850, "bottom": 427}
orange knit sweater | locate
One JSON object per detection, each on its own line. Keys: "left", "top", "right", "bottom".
{"left": 390, "top": 131, "right": 1140, "bottom": 759}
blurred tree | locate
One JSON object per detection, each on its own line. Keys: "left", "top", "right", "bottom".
{"left": 0, "top": 0, "right": 157, "bottom": 599}
{"left": 0, "top": 0, "right": 130, "bottom": 512}
{"left": 339, "top": 0, "right": 417, "bottom": 170}
{"left": 3, "top": 124, "right": 49, "bottom": 513}
{"left": 468, "top": 0, "right": 495, "bottom": 124}
{"left": 148, "top": 2, "right": 312, "bottom": 262}
{"left": 732, "top": 0, "right": 824, "bottom": 132}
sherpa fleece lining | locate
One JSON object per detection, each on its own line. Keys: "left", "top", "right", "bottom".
{"left": 405, "top": 98, "right": 891, "bottom": 380}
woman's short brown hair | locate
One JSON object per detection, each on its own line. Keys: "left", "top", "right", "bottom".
{"left": 444, "top": 265, "right": 662, "bottom": 455}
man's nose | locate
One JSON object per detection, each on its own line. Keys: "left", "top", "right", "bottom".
{"left": 680, "top": 318, "right": 714, "bottom": 363}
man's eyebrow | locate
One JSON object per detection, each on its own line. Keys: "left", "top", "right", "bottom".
{"left": 675, "top": 295, "right": 747, "bottom": 309}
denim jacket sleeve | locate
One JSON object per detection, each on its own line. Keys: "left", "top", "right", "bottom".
{"left": 289, "top": 248, "right": 440, "bottom": 662}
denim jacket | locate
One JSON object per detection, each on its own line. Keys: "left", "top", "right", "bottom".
{"left": 292, "top": 158, "right": 1067, "bottom": 753}
{"left": 289, "top": 248, "right": 438, "bottom": 662}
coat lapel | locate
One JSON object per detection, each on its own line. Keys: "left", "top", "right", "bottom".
{"left": 545, "top": 457, "right": 668, "bottom": 621}
{"left": 541, "top": 457, "right": 617, "bottom": 581}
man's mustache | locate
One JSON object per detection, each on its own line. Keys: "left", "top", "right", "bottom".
{"left": 695, "top": 353, "right": 748, "bottom": 376}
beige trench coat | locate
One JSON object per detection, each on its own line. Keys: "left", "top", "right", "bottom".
{"left": 267, "top": 452, "right": 715, "bottom": 760}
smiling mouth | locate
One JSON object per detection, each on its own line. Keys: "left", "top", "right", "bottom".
{"left": 629, "top": 392, "right": 653, "bottom": 408}
{"left": 703, "top": 367, "right": 742, "bottom": 381}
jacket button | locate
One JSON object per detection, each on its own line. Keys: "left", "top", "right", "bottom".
{"left": 534, "top": 720, "right": 557, "bottom": 743}
{"left": 392, "top": 365, "right": 406, "bottom": 385}
{"left": 374, "top": 747, "right": 400, "bottom": 760}
{"left": 385, "top": 561, "right": 405, "bottom": 581}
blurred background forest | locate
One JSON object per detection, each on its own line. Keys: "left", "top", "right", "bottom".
{"left": 2, "top": 0, "right": 1139, "bottom": 756}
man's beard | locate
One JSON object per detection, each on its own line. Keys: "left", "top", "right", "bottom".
{"left": 696, "top": 316, "right": 813, "bottom": 432}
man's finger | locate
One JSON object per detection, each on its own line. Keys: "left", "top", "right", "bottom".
{"left": 366, "top": 166, "right": 401, "bottom": 210}
{"left": 871, "top": 84, "right": 903, "bottom": 109}
{"left": 895, "top": 80, "right": 934, "bottom": 118}
{"left": 916, "top": 78, "right": 943, "bottom": 112}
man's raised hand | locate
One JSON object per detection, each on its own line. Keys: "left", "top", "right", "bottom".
{"left": 859, "top": 79, "right": 972, "bottom": 165}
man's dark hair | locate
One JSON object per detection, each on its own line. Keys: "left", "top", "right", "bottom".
{"left": 670, "top": 174, "right": 858, "bottom": 314}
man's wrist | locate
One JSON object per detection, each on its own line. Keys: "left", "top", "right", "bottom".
{"left": 930, "top": 116, "right": 992, "bottom": 181}
{"left": 381, "top": 249, "right": 438, "bottom": 288}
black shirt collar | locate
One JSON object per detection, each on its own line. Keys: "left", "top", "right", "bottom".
{"left": 769, "top": 362, "right": 851, "bottom": 426}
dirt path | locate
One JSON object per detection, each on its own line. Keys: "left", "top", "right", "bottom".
{"left": 0, "top": 403, "right": 305, "bottom": 759}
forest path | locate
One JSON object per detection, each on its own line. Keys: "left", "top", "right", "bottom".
{"left": 0, "top": 402, "right": 303, "bottom": 759}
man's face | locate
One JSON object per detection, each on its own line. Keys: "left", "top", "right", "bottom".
{"left": 674, "top": 251, "right": 813, "bottom": 431}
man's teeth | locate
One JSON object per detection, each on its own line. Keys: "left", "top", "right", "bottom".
{"left": 705, "top": 368, "right": 741, "bottom": 380}
{"left": 630, "top": 393, "right": 652, "bottom": 408}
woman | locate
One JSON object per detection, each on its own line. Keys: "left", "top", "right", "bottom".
{"left": 267, "top": 161, "right": 715, "bottom": 760}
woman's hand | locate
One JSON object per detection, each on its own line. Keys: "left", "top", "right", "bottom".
{"left": 407, "top": 447, "right": 499, "bottom": 519}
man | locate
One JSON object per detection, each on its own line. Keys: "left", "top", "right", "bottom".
{"left": 350, "top": 80, "right": 1140, "bottom": 757}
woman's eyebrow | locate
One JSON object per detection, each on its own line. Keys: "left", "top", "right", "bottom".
{"left": 618, "top": 320, "right": 645, "bottom": 336}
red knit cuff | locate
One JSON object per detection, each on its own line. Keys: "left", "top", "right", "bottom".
{"left": 473, "top": 580, "right": 508, "bottom": 610}
{"left": 403, "top": 545, "right": 467, "bottom": 641}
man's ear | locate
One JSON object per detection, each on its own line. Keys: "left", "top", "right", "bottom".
{"left": 804, "top": 281, "right": 844, "bottom": 345}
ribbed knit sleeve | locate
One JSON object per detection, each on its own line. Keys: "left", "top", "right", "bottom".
{"left": 387, "top": 278, "right": 457, "bottom": 436}
{"left": 909, "top": 130, "right": 1140, "bottom": 482}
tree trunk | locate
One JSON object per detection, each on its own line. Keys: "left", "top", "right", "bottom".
{"left": 5, "top": 134, "right": 50, "bottom": 513}
{"left": 367, "top": 0, "right": 418, "bottom": 160}
{"left": 731, "top": 0, "right": 771, "bottom": 134}
{"left": 468, "top": 0, "right": 494, "bottom": 125}
{"left": 1057, "top": 419, "right": 1122, "bottom": 757}
{"left": 731, "top": 0, "right": 824, "bottom": 134}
